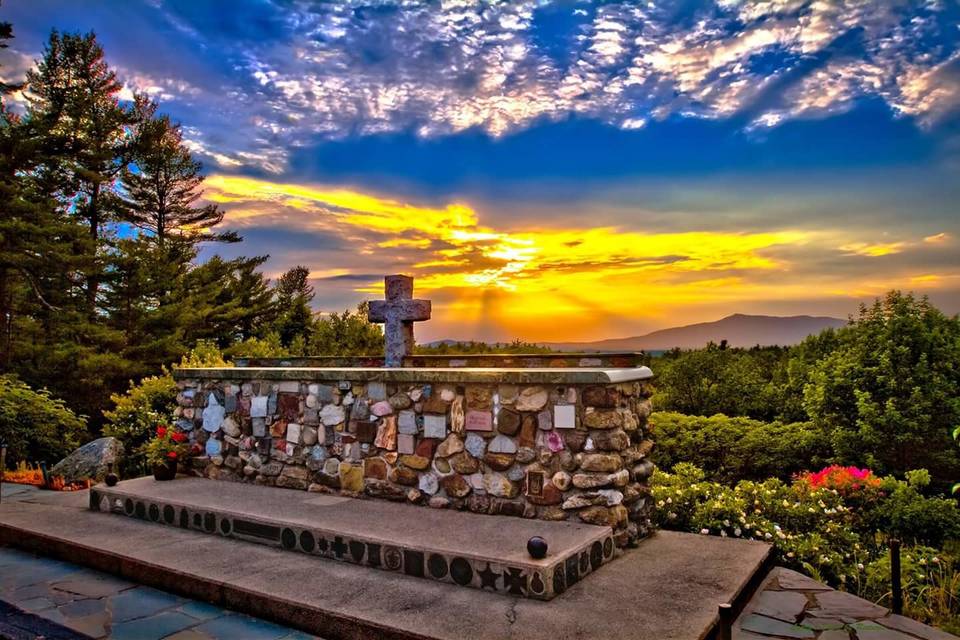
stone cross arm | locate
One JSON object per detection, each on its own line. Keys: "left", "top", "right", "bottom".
{"left": 368, "top": 299, "right": 431, "bottom": 323}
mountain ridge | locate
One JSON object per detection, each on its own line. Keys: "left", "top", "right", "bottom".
{"left": 427, "top": 313, "right": 847, "bottom": 352}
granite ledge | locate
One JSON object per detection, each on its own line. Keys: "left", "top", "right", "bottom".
{"left": 173, "top": 365, "right": 654, "bottom": 385}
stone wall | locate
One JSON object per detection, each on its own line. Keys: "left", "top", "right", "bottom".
{"left": 172, "top": 368, "right": 655, "bottom": 547}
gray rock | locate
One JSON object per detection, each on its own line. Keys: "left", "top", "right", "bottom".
{"left": 50, "top": 437, "right": 124, "bottom": 483}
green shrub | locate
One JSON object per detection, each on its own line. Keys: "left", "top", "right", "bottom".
{"left": 103, "top": 341, "right": 229, "bottom": 476}
{"left": 0, "top": 375, "right": 88, "bottom": 467}
{"left": 102, "top": 370, "right": 177, "bottom": 476}
{"left": 859, "top": 475, "right": 960, "bottom": 547}
{"left": 651, "top": 411, "right": 832, "bottom": 483}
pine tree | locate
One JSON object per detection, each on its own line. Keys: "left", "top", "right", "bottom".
{"left": 272, "top": 265, "right": 315, "bottom": 347}
{"left": 122, "top": 113, "right": 239, "bottom": 248}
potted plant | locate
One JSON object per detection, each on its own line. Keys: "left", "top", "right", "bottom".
{"left": 144, "top": 425, "right": 188, "bottom": 481}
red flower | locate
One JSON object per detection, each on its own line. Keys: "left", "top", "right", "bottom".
{"left": 167, "top": 451, "right": 178, "bottom": 459}
{"left": 171, "top": 432, "right": 187, "bottom": 443}
{"left": 156, "top": 425, "right": 167, "bottom": 438}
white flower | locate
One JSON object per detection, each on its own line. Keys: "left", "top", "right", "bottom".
{"left": 920, "top": 558, "right": 927, "bottom": 566}
{"left": 657, "top": 500, "right": 665, "bottom": 507}
{"left": 857, "top": 563, "right": 864, "bottom": 570}
{"left": 700, "top": 528, "right": 710, "bottom": 535}
{"left": 765, "top": 532, "right": 773, "bottom": 539}
{"left": 666, "top": 497, "right": 673, "bottom": 504}
{"left": 723, "top": 519, "right": 730, "bottom": 527}
{"left": 734, "top": 527, "right": 742, "bottom": 537}
{"left": 933, "top": 557, "right": 940, "bottom": 564}
{"left": 720, "top": 530, "right": 728, "bottom": 537}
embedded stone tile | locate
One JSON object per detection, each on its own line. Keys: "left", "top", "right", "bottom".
{"left": 775, "top": 568, "right": 835, "bottom": 592}
{"left": 111, "top": 611, "right": 198, "bottom": 640}
{"left": 739, "top": 614, "right": 815, "bottom": 638}
{"left": 195, "top": 614, "right": 293, "bottom": 640}
{"left": 849, "top": 620, "right": 915, "bottom": 639}
{"left": 749, "top": 590, "right": 809, "bottom": 623}
{"left": 423, "top": 414, "right": 446, "bottom": 439}
{"left": 397, "top": 410, "right": 418, "bottom": 434}
{"left": 108, "top": 586, "right": 182, "bottom": 622}
{"left": 808, "top": 590, "right": 888, "bottom": 620}
{"left": 877, "top": 613, "right": 959, "bottom": 640}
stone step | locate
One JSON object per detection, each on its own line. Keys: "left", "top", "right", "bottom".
{"left": 89, "top": 476, "right": 616, "bottom": 600}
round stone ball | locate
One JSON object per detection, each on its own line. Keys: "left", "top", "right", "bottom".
{"left": 105, "top": 473, "right": 119, "bottom": 487}
{"left": 527, "top": 536, "right": 548, "bottom": 559}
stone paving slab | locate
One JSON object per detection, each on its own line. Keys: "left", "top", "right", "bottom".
{"left": 0, "top": 488, "right": 772, "bottom": 640}
{"left": 91, "top": 476, "right": 615, "bottom": 600}
{"left": 0, "top": 546, "right": 317, "bottom": 640}
{"left": 734, "top": 567, "right": 958, "bottom": 640}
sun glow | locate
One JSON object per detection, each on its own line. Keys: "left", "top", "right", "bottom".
{"left": 201, "top": 175, "right": 952, "bottom": 341}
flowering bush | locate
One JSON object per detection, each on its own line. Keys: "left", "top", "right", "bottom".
{"left": 142, "top": 425, "right": 188, "bottom": 467}
{"left": 796, "top": 465, "right": 882, "bottom": 495}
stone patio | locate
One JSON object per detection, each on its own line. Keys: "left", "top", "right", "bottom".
{"left": 735, "top": 567, "right": 958, "bottom": 640}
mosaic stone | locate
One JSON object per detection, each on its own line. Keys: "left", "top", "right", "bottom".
{"left": 374, "top": 415, "right": 397, "bottom": 450}
{"left": 320, "top": 404, "right": 346, "bottom": 426}
{"left": 397, "top": 433, "right": 415, "bottom": 455}
{"left": 465, "top": 410, "right": 493, "bottom": 431}
{"left": 371, "top": 401, "right": 393, "bottom": 417}
{"left": 418, "top": 472, "right": 439, "bottom": 495}
{"left": 423, "top": 414, "right": 447, "bottom": 439}
{"left": 367, "top": 382, "right": 387, "bottom": 401}
{"left": 488, "top": 434, "right": 518, "bottom": 454}
{"left": 202, "top": 395, "right": 225, "bottom": 432}
{"left": 554, "top": 404, "right": 576, "bottom": 429}
{"left": 286, "top": 423, "right": 302, "bottom": 444}
{"left": 205, "top": 438, "right": 222, "bottom": 456}
{"left": 397, "top": 410, "right": 418, "bottom": 434}
{"left": 464, "top": 433, "right": 487, "bottom": 458}
{"left": 515, "top": 387, "right": 548, "bottom": 412}
{"left": 250, "top": 396, "right": 268, "bottom": 418}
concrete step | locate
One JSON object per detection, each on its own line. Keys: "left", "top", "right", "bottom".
{"left": 89, "top": 476, "right": 615, "bottom": 600}
{"left": 0, "top": 488, "right": 774, "bottom": 640}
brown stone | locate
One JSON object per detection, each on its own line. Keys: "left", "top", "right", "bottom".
{"left": 572, "top": 468, "right": 630, "bottom": 489}
{"left": 578, "top": 505, "right": 628, "bottom": 527}
{"left": 526, "top": 482, "right": 563, "bottom": 506}
{"left": 539, "top": 506, "right": 568, "bottom": 521}
{"left": 483, "top": 452, "right": 515, "bottom": 471}
{"left": 339, "top": 462, "right": 364, "bottom": 493}
{"left": 497, "top": 408, "right": 521, "bottom": 436}
{"left": 389, "top": 466, "right": 419, "bottom": 486}
{"left": 562, "top": 429, "right": 588, "bottom": 452}
{"left": 516, "top": 447, "right": 537, "bottom": 464}
{"left": 592, "top": 429, "right": 630, "bottom": 451}
{"left": 466, "top": 494, "right": 491, "bottom": 514}
{"left": 634, "top": 398, "right": 653, "bottom": 420}
{"left": 415, "top": 438, "right": 438, "bottom": 458}
{"left": 582, "top": 386, "right": 620, "bottom": 408}
{"left": 558, "top": 450, "right": 577, "bottom": 471}
{"left": 435, "top": 434, "right": 464, "bottom": 458}
{"left": 580, "top": 453, "right": 623, "bottom": 472}
{"left": 374, "top": 415, "right": 397, "bottom": 451}
{"left": 399, "top": 454, "right": 430, "bottom": 470}
{"left": 270, "top": 420, "right": 287, "bottom": 438}
{"left": 278, "top": 393, "right": 300, "bottom": 420}
{"left": 583, "top": 409, "right": 623, "bottom": 429}
{"left": 276, "top": 466, "right": 309, "bottom": 490}
{"left": 388, "top": 392, "right": 412, "bottom": 410}
{"left": 518, "top": 415, "right": 537, "bottom": 447}
{"left": 632, "top": 460, "right": 655, "bottom": 481}
{"left": 355, "top": 421, "right": 377, "bottom": 444}
{"left": 433, "top": 457, "right": 451, "bottom": 474}
{"left": 421, "top": 394, "right": 448, "bottom": 415}
{"left": 450, "top": 396, "right": 465, "bottom": 434}
{"left": 363, "top": 457, "right": 388, "bottom": 480}
{"left": 515, "top": 386, "right": 548, "bottom": 412}
{"left": 465, "top": 386, "right": 494, "bottom": 410}
{"left": 450, "top": 452, "right": 479, "bottom": 474}
{"left": 364, "top": 479, "right": 406, "bottom": 501}
{"left": 441, "top": 474, "right": 472, "bottom": 498}
{"left": 382, "top": 451, "right": 398, "bottom": 464}
{"left": 622, "top": 440, "right": 655, "bottom": 465}
{"left": 490, "top": 499, "right": 525, "bottom": 517}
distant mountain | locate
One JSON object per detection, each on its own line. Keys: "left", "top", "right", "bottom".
{"left": 541, "top": 314, "right": 847, "bottom": 351}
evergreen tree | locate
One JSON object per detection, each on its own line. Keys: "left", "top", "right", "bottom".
{"left": 272, "top": 265, "right": 315, "bottom": 347}
{"left": 122, "top": 113, "right": 238, "bottom": 248}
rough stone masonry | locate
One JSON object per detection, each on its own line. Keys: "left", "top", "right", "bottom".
{"left": 171, "top": 275, "right": 655, "bottom": 548}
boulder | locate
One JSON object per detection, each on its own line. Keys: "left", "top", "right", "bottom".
{"left": 50, "top": 437, "right": 124, "bottom": 484}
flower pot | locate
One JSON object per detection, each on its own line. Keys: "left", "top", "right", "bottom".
{"left": 153, "top": 460, "right": 177, "bottom": 481}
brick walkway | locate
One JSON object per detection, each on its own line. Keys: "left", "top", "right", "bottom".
{"left": 736, "top": 567, "right": 957, "bottom": 640}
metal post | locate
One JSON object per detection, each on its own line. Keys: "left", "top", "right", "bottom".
{"left": 39, "top": 461, "right": 49, "bottom": 489}
{"left": 890, "top": 538, "right": 903, "bottom": 615}
{"left": 718, "top": 603, "right": 733, "bottom": 640}
{"left": 0, "top": 441, "right": 6, "bottom": 505}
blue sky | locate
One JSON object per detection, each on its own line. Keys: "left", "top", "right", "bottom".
{"left": 2, "top": 0, "right": 959, "bottom": 341}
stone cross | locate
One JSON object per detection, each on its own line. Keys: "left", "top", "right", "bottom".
{"left": 369, "top": 275, "right": 431, "bottom": 367}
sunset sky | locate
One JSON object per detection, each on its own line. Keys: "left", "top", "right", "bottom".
{"left": 3, "top": 0, "right": 959, "bottom": 342}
